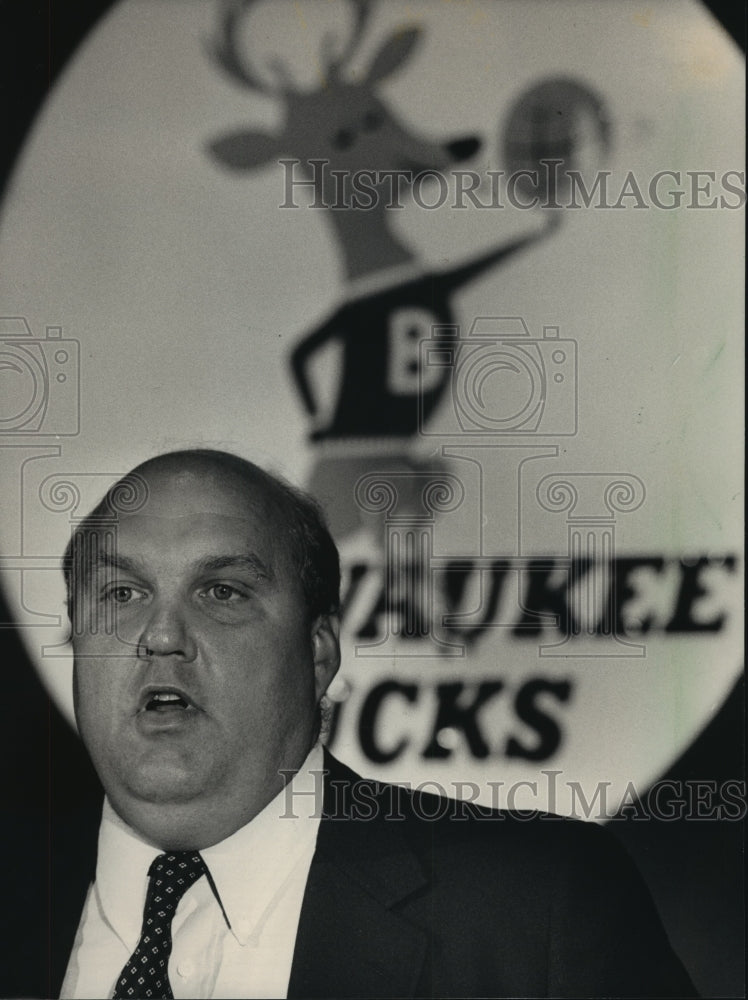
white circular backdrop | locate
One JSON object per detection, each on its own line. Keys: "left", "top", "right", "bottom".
{"left": 0, "top": 0, "right": 742, "bottom": 815}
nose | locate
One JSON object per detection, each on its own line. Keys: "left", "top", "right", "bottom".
{"left": 137, "top": 599, "right": 197, "bottom": 662}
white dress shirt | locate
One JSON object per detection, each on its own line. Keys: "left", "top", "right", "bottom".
{"left": 61, "top": 745, "right": 325, "bottom": 999}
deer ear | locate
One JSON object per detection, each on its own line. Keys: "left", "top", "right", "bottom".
{"left": 207, "top": 130, "right": 283, "bottom": 170}
{"left": 365, "top": 26, "right": 421, "bottom": 83}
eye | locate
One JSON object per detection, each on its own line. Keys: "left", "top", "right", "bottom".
{"left": 203, "top": 583, "right": 246, "bottom": 602}
{"left": 102, "top": 585, "right": 146, "bottom": 604}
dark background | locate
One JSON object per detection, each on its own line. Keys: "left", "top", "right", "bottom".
{"left": 0, "top": 2, "right": 744, "bottom": 997}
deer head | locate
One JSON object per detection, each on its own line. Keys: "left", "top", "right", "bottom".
{"left": 205, "top": 0, "right": 481, "bottom": 280}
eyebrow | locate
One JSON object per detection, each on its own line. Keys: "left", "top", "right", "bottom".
{"left": 93, "top": 552, "right": 147, "bottom": 576}
{"left": 194, "top": 554, "right": 274, "bottom": 581}
{"left": 91, "top": 552, "right": 273, "bottom": 581}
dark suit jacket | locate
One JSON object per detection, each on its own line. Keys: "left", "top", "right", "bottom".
{"left": 10, "top": 751, "right": 695, "bottom": 999}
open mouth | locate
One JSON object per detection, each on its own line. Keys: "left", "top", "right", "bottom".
{"left": 140, "top": 688, "right": 195, "bottom": 713}
{"left": 146, "top": 692, "right": 189, "bottom": 711}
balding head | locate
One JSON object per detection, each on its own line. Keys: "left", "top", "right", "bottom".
{"left": 64, "top": 449, "right": 340, "bottom": 626}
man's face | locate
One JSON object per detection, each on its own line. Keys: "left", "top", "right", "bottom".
{"left": 72, "top": 463, "right": 339, "bottom": 849}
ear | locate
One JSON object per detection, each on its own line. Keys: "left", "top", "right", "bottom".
{"left": 207, "top": 130, "right": 284, "bottom": 170}
{"left": 311, "top": 613, "right": 341, "bottom": 701}
{"left": 365, "top": 26, "right": 421, "bottom": 83}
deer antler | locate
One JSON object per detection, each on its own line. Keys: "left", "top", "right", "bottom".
{"left": 326, "top": 0, "right": 372, "bottom": 82}
{"left": 206, "top": 0, "right": 293, "bottom": 93}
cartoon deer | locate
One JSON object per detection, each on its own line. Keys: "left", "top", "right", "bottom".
{"left": 206, "top": 0, "right": 483, "bottom": 283}
{"left": 205, "top": 0, "right": 561, "bottom": 541}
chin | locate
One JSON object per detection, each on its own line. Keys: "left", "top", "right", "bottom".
{"left": 120, "top": 757, "right": 210, "bottom": 806}
{"left": 111, "top": 786, "right": 244, "bottom": 852}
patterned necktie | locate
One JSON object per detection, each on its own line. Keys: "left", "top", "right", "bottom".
{"left": 112, "top": 851, "right": 207, "bottom": 1000}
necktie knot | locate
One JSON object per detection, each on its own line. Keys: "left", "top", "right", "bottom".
{"left": 112, "top": 851, "right": 207, "bottom": 999}
{"left": 147, "top": 851, "right": 207, "bottom": 908}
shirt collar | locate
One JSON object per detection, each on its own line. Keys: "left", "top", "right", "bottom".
{"left": 95, "top": 801, "right": 162, "bottom": 953}
{"left": 202, "top": 743, "right": 324, "bottom": 945}
{"left": 94, "top": 744, "right": 325, "bottom": 952}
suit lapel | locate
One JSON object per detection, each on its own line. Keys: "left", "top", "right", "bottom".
{"left": 288, "top": 753, "right": 428, "bottom": 999}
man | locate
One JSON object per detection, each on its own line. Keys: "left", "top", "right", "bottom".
{"left": 51, "top": 449, "right": 693, "bottom": 998}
